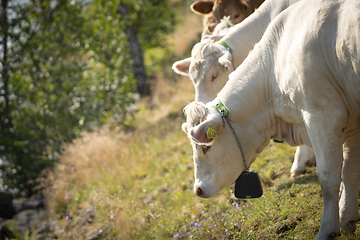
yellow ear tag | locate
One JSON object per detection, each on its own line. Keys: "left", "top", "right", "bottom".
{"left": 206, "top": 125, "right": 217, "bottom": 139}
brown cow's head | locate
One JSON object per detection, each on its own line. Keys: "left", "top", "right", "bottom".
{"left": 213, "top": 0, "right": 254, "bottom": 25}
{"left": 191, "top": 0, "right": 263, "bottom": 34}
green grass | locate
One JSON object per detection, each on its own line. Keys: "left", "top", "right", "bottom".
{"left": 37, "top": 77, "right": 360, "bottom": 240}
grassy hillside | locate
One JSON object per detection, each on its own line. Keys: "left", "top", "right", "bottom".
{"left": 37, "top": 5, "right": 360, "bottom": 240}
{"left": 42, "top": 76, "right": 360, "bottom": 239}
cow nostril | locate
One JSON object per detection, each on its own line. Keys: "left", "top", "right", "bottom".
{"left": 195, "top": 186, "right": 203, "bottom": 197}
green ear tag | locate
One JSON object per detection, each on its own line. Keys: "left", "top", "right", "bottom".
{"left": 213, "top": 97, "right": 229, "bottom": 117}
{"left": 206, "top": 125, "right": 217, "bottom": 139}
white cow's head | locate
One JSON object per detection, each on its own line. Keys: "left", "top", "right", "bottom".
{"left": 182, "top": 101, "right": 270, "bottom": 198}
{"left": 172, "top": 39, "right": 233, "bottom": 103}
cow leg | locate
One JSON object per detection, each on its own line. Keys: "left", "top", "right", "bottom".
{"left": 290, "top": 145, "right": 316, "bottom": 177}
{"left": 339, "top": 131, "right": 360, "bottom": 233}
{"left": 303, "top": 111, "right": 345, "bottom": 240}
{"left": 314, "top": 144, "right": 343, "bottom": 240}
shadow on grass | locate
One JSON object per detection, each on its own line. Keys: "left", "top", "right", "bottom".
{"left": 276, "top": 172, "right": 319, "bottom": 191}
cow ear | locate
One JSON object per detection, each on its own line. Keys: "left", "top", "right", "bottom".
{"left": 172, "top": 58, "right": 191, "bottom": 77}
{"left": 189, "top": 117, "right": 223, "bottom": 144}
{"left": 218, "top": 51, "right": 233, "bottom": 71}
{"left": 191, "top": 0, "right": 214, "bottom": 15}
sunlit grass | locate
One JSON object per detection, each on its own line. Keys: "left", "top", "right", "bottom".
{"left": 42, "top": 76, "right": 360, "bottom": 240}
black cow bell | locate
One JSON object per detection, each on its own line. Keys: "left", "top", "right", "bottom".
{"left": 234, "top": 171, "right": 263, "bottom": 199}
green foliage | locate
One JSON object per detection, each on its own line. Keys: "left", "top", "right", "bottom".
{"left": 129, "top": 0, "right": 176, "bottom": 48}
{"left": 0, "top": 0, "right": 176, "bottom": 195}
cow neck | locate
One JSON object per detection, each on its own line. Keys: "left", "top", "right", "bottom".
{"left": 212, "top": 97, "right": 247, "bottom": 171}
{"left": 212, "top": 97, "right": 263, "bottom": 199}
{"left": 219, "top": 8, "right": 268, "bottom": 67}
{"left": 218, "top": 0, "right": 300, "bottom": 69}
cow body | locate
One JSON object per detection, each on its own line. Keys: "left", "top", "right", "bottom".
{"left": 183, "top": 0, "right": 360, "bottom": 238}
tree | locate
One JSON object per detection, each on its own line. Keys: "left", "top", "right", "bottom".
{"left": 0, "top": 0, "right": 94, "bottom": 195}
{"left": 115, "top": 0, "right": 177, "bottom": 95}
{"left": 0, "top": 0, "right": 176, "bottom": 196}
{"left": 119, "top": 1, "right": 147, "bottom": 96}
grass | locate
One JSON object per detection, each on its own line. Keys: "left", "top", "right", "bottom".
{"left": 39, "top": 75, "right": 360, "bottom": 240}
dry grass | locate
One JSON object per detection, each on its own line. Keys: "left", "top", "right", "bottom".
{"left": 43, "top": 75, "right": 197, "bottom": 239}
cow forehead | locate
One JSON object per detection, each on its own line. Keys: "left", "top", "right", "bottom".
{"left": 189, "top": 60, "right": 218, "bottom": 84}
{"left": 189, "top": 61, "right": 206, "bottom": 84}
{"left": 213, "top": 0, "right": 240, "bottom": 13}
{"left": 191, "top": 40, "right": 220, "bottom": 61}
{"left": 189, "top": 52, "right": 221, "bottom": 83}
{"left": 214, "top": 0, "right": 232, "bottom": 6}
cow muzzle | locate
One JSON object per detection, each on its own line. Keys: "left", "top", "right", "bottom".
{"left": 195, "top": 186, "right": 204, "bottom": 197}
{"left": 194, "top": 183, "right": 220, "bottom": 198}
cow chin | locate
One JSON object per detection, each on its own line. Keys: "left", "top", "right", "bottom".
{"left": 194, "top": 174, "right": 239, "bottom": 199}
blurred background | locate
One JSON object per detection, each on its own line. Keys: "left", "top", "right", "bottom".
{"left": 1, "top": 0, "right": 358, "bottom": 239}
{"left": 0, "top": 0, "right": 193, "bottom": 196}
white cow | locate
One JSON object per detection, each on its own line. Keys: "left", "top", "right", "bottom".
{"left": 173, "top": 0, "right": 314, "bottom": 178}
{"left": 182, "top": 0, "right": 360, "bottom": 238}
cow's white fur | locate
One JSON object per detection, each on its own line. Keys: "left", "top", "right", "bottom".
{"left": 173, "top": 0, "right": 313, "bottom": 177}
{"left": 173, "top": 0, "right": 301, "bottom": 100}
{"left": 183, "top": 0, "right": 360, "bottom": 238}
{"left": 212, "top": 16, "right": 234, "bottom": 36}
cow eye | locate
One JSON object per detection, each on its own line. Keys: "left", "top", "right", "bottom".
{"left": 202, "top": 145, "right": 211, "bottom": 154}
{"left": 234, "top": 14, "right": 240, "bottom": 19}
{"left": 211, "top": 73, "right": 218, "bottom": 81}
{"left": 243, "top": 6, "right": 248, "bottom": 13}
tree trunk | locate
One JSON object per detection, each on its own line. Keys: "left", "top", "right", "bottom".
{"left": 118, "top": 1, "right": 148, "bottom": 96}
{"left": 1, "top": 0, "right": 10, "bottom": 112}
{"left": 0, "top": 0, "right": 13, "bottom": 140}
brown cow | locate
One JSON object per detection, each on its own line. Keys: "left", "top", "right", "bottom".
{"left": 191, "top": 0, "right": 265, "bottom": 37}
